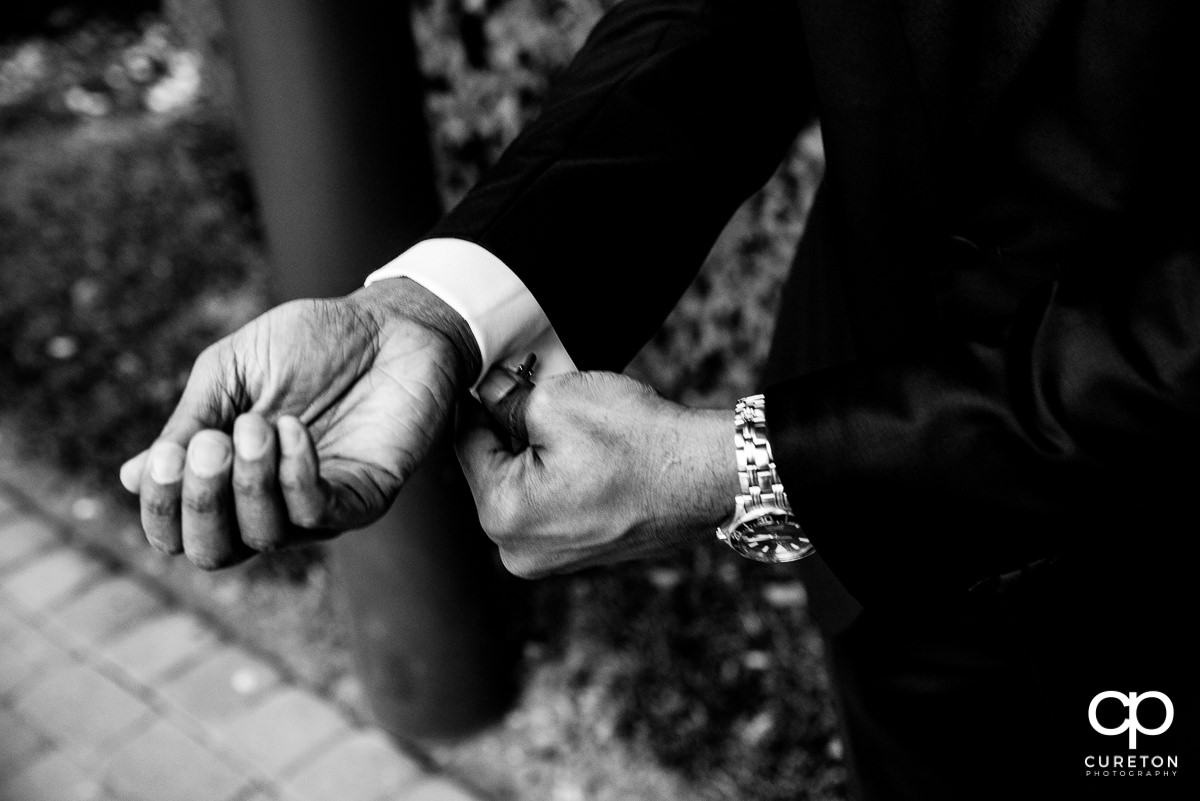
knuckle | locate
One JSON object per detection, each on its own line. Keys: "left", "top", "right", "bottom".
{"left": 525, "top": 387, "right": 554, "bottom": 423}
{"left": 480, "top": 502, "right": 520, "bottom": 545}
{"left": 188, "top": 341, "right": 237, "bottom": 402}
{"left": 141, "top": 494, "right": 179, "bottom": 520}
{"left": 277, "top": 469, "right": 307, "bottom": 494}
{"left": 288, "top": 506, "right": 323, "bottom": 530}
{"left": 232, "top": 469, "right": 274, "bottom": 497}
{"left": 187, "top": 350, "right": 220, "bottom": 390}
{"left": 182, "top": 485, "right": 224, "bottom": 516}
{"left": 241, "top": 523, "right": 286, "bottom": 551}
{"left": 499, "top": 549, "right": 537, "bottom": 579}
{"left": 194, "top": 341, "right": 226, "bottom": 372}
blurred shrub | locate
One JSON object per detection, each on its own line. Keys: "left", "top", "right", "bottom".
{"left": 413, "top": 0, "right": 618, "bottom": 201}
{"left": 1, "top": 14, "right": 203, "bottom": 134}
{"left": 3, "top": 1, "right": 160, "bottom": 43}
{"left": 161, "top": 0, "right": 233, "bottom": 113}
{"left": 0, "top": 116, "right": 266, "bottom": 480}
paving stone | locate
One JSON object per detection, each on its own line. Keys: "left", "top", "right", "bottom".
{"left": 49, "top": 575, "right": 163, "bottom": 647}
{"left": 235, "top": 791, "right": 282, "bottom": 801}
{"left": 0, "top": 490, "right": 16, "bottom": 518}
{"left": 219, "top": 687, "right": 351, "bottom": 777}
{"left": 158, "top": 644, "right": 283, "bottom": 727}
{"left": 101, "top": 717, "right": 251, "bottom": 801}
{"left": 0, "top": 704, "right": 50, "bottom": 775}
{"left": 397, "top": 777, "right": 486, "bottom": 801}
{"left": 0, "top": 516, "right": 59, "bottom": 572}
{"left": 0, "top": 546, "right": 103, "bottom": 611}
{"left": 13, "top": 661, "right": 154, "bottom": 763}
{"left": 0, "top": 749, "right": 110, "bottom": 801}
{"left": 280, "top": 730, "right": 423, "bottom": 801}
{"left": 0, "top": 600, "right": 22, "bottom": 635}
{"left": 0, "top": 615, "right": 73, "bottom": 697}
{"left": 99, "top": 611, "right": 220, "bottom": 684}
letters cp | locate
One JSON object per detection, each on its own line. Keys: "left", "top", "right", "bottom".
{"left": 1088, "top": 691, "right": 1174, "bottom": 749}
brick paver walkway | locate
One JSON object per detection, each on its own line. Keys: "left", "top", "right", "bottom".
{"left": 0, "top": 487, "right": 488, "bottom": 801}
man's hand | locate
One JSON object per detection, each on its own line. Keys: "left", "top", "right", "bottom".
{"left": 458, "top": 372, "right": 737, "bottom": 578}
{"left": 119, "top": 279, "right": 479, "bottom": 570}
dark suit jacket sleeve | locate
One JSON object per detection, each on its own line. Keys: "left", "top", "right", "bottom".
{"left": 425, "top": 0, "right": 1195, "bottom": 606}
{"left": 426, "top": 0, "right": 815, "bottom": 371}
{"left": 766, "top": 236, "right": 1200, "bottom": 603}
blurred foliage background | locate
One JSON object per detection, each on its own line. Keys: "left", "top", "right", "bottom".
{"left": 0, "top": 2, "right": 842, "bottom": 799}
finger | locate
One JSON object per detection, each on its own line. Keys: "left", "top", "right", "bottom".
{"left": 456, "top": 401, "right": 542, "bottom": 548}
{"left": 181, "top": 429, "right": 246, "bottom": 570}
{"left": 139, "top": 441, "right": 187, "bottom": 554}
{"left": 120, "top": 450, "right": 149, "bottom": 493}
{"left": 276, "top": 415, "right": 331, "bottom": 530}
{"left": 455, "top": 400, "right": 516, "bottom": 490}
{"left": 130, "top": 342, "right": 236, "bottom": 536}
{"left": 157, "top": 344, "right": 237, "bottom": 449}
{"left": 231, "top": 413, "right": 288, "bottom": 551}
{"left": 477, "top": 365, "right": 533, "bottom": 443}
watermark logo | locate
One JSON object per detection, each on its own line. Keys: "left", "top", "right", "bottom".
{"left": 1088, "top": 691, "right": 1174, "bottom": 749}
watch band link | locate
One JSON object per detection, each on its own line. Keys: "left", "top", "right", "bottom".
{"left": 735, "top": 394, "right": 788, "bottom": 511}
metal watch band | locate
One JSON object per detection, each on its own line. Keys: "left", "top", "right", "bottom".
{"left": 735, "top": 394, "right": 788, "bottom": 511}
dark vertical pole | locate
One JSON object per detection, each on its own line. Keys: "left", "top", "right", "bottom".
{"left": 220, "top": 0, "right": 518, "bottom": 738}
{"left": 218, "top": 0, "right": 439, "bottom": 295}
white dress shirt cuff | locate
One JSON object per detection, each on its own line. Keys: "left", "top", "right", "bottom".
{"left": 364, "top": 238, "right": 577, "bottom": 390}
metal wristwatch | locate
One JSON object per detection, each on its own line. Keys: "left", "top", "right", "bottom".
{"left": 715, "top": 394, "right": 815, "bottom": 563}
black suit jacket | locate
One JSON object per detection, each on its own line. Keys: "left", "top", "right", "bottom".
{"left": 428, "top": 0, "right": 1199, "bottom": 610}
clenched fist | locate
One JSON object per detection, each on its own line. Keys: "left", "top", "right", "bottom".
{"left": 461, "top": 371, "right": 737, "bottom": 578}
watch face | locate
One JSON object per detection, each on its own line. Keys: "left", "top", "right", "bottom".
{"left": 729, "top": 507, "right": 814, "bottom": 563}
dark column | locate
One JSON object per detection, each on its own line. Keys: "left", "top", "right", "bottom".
{"left": 220, "top": 0, "right": 518, "bottom": 738}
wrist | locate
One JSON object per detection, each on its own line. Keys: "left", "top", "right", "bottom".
{"left": 650, "top": 405, "right": 740, "bottom": 544}
{"left": 351, "top": 278, "right": 483, "bottom": 392}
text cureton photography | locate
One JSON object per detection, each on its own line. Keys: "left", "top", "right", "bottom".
{"left": 1084, "top": 691, "right": 1181, "bottom": 782}
{"left": 1084, "top": 754, "right": 1179, "bottom": 779}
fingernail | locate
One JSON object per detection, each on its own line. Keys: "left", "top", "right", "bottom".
{"left": 119, "top": 454, "right": 144, "bottom": 492}
{"left": 189, "top": 433, "right": 231, "bottom": 478}
{"left": 148, "top": 442, "right": 186, "bottom": 484}
{"left": 277, "top": 416, "right": 306, "bottom": 456}
{"left": 234, "top": 417, "right": 270, "bottom": 460}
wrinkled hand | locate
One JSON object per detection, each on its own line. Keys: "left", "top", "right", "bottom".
{"left": 119, "top": 279, "right": 479, "bottom": 569}
{"left": 459, "top": 372, "right": 737, "bottom": 578}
